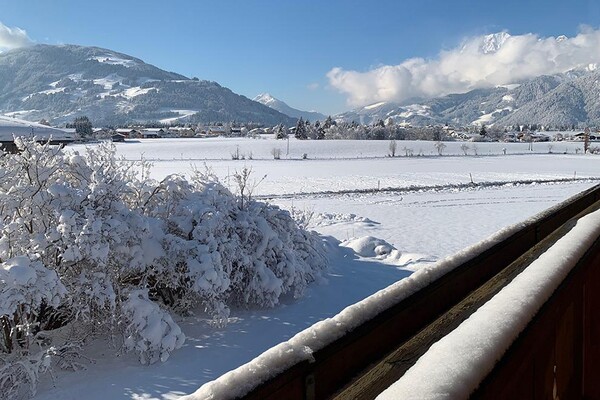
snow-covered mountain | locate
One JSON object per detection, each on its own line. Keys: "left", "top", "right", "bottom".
{"left": 335, "top": 69, "right": 600, "bottom": 128}
{"left": 476, "top": 32, "right": 511, "bottom": 54}
{"left": 253, "top": 93, "right": 326, "bottom": 122}
{"left": 0, "top": 44, "right": 296, "bottom": 126}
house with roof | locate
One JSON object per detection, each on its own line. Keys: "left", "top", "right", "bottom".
{"left": 140, "top": 128, "right": 165, "bottom": 138}
{"left": 111, "top": 133, "right": 126, "bottom": 142}
{"left": 115, "top": 128, "right": 140, "bottom": 138}
{"left": 167, "top": 127, "right": 195, "bottom": 137}
{"left": 209, "top": 126, "right": 227, "bottom": 136}
{"left": 0, "top": 116, "right": 75, "bottom": 152}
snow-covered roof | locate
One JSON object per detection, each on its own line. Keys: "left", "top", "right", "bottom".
{"left": 0, "top": 116, "right": 74, "bottom": 142}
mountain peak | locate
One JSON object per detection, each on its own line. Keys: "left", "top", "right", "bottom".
{"left": 253, "top": 93, "right": 278, "bottom": 106}
{"left": 480, "top": 32, "right": 511, "bottom": 54}
{"left": 254, "top": 93, "right": 325, "bottom": 122}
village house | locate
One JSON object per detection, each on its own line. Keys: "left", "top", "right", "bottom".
{"left": 574, "top": 132, "right": 598, "bottom": 141}
{"left": 115, "top": 128, "right": 141, "bottom": 138}
{"left": 140, "top": 128, "right": 165, "bottom": 138}
{"left": 167, "top": 126, "right": 195, "bottom": 137}
{"left": 209, "top": 126, "right": 227, "bottom": 136}
{"left": 111, "top": 133, "right": 126, "bottom": 142}
{"left": 229, "top": 127, "right": 244, "bottom": 136}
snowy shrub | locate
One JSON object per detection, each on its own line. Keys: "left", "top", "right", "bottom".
{"left": 0, "top": 257, "right": 67, "bottom": 353}
{"left": 0, "top": 138, "right": 327, "bottom": 396}
{"left": 122, "top": 289, "right": 185, "bottom": 364}
{"left": 271, "top": 147, "right": 281, "bottom": 159}
{"left": 389, "top": 139, "right": 397, "bottom": 157}
{"left": 434, "top": 141, "right": 447, "bottom": 155}
{"left": 1, "top": 346, "right": 53, "bottom": 399}
{"left": 288, "top": 206, "right": 315, "bottom": 230}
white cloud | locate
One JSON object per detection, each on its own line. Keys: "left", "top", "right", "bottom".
{"left": 327, "top": 28, "right": 600, "bottom": 107}
{"left": 307, "top": 82, "right": 320, "bottom": 91}
{"left": 0, "top": 21, "right": 32, "bottom": 50}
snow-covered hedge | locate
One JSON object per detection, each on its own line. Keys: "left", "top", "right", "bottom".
{"left": 0, "top": 139, "right": 327, "bottom": 396}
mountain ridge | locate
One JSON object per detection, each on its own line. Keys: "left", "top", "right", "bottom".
{"left": 334, "top": 70, "right": 600, "bottom": 128}
{"left": 253, "top": 93, "right": 326, "bottom": 122}
{"left": 3, "top": 43, "right": 599, "bottom": 129}
{"left": 0, "top": 44, "right": 296, "bottom": 126}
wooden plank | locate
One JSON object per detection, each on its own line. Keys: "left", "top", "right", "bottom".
{"left": 472, "top": 239, "right": 598, "bottom": 399}
{"left": 583, "top": 249, "right": 600, "bottom": 399}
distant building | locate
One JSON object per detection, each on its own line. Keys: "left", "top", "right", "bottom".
{"left": 451, "top": 131, "right": 472, "bottom": 140}
{"left": 503, "top": 132, "right": 518, "bottom": 142}
{"left": 530, "top": 133, "right": 550, "bottom": 142}
{"left": 166, "top": 127, "right": 194, "bottom": 137}
{"left": 62, "top": 128, "right": 77, "bottom": 135}
{"left": 0, "top": 116, "right": 75, "bottom": 152}
{"left": 209, "top": 126, "right": 227, "bottom": 136}
{"left": 115, "top": 128, "right": 139, "bottom": 138}
{"left": 249, "top": 128, "right": 266, "bottom": 136}
{"left": 574, "top": 132, "right": 598, "bottom": 141}
{"left": 93, "top": 127, "right": 113, "bottom": 138}
{"left": 140, "top": 128, "right": 165, "bottom": 138}
{"left": 111, "top": 133, "right": 126, "bottom": 142}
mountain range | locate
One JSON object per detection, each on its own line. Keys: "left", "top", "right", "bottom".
{"left": 253, "top": 93, "right": 326, "bottom": 122}
{"left": 0, "top": 44, "right": 296, "bottom": 126}
{"left": 335, "top": 69, "right": 600, "bottom": 128}
{"left": 2, "top": 42, "right": 600, "bottom": 129}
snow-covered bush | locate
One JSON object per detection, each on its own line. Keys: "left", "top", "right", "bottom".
{"left": 123, "top": 289, "right": 185, "bottom": 364}
{"left": 0, "top": 139, "right": 327, "bottom": 396}
{"left": 0, "top": 257, "right": 66, "bottom": 352}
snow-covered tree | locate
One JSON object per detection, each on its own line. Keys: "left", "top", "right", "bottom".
{"left": 295, "top": 117, "right": 307, "bottom": 140}
{"left": 434, "top": 141, "right": 447, "bottom": 155}
{"left": 0, "top": 139, "right": 327, "bottom": 396}
{"left": 275, "top": 124, "right": 288, "bottom": 139}
{"left": 66, "top": 116, "right": 93, "bottom": 137}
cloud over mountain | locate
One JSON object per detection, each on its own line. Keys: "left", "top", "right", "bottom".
{"left": 327, "top": 28, "right": 600, "bottom": 107}
{"left": 0, "top": 21, "right": 32, "bottom": 50}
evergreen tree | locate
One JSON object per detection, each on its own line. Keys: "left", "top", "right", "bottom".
{"left": 316, "top": 127, "right": 325, "bottom": 140}
{"left": 313, "top": 121, "right": 325, "bottom": 140}
{"left": 275, "top": 124, "right": 288, "bottom": 139}
{"left": 480, "top": 124, "right": 487, "bottom": 136}
{"left": 295, "top": 117, "right": 307, "bottom": 139}
{"left": 67, "top": 116, "right": 93, "bottom": 137}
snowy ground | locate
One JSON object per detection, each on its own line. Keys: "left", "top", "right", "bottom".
{"left": 34, "top": 138, "right": 598, "bottom": 399}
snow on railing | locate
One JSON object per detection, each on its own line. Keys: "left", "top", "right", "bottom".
{"left": 377, "top": 208, "right": 600, "bottom": 399}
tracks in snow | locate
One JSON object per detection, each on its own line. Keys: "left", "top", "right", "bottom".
{"left": 256, "top": 177, "right": 600, "bottom": 200}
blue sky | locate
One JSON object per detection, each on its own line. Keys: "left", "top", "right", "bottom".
{"left": 1, "top": 0, "right": 600, "bottom": 115}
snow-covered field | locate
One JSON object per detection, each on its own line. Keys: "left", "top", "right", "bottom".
{"left": 34, "top": 137, "right": 598, "bottom": 399}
